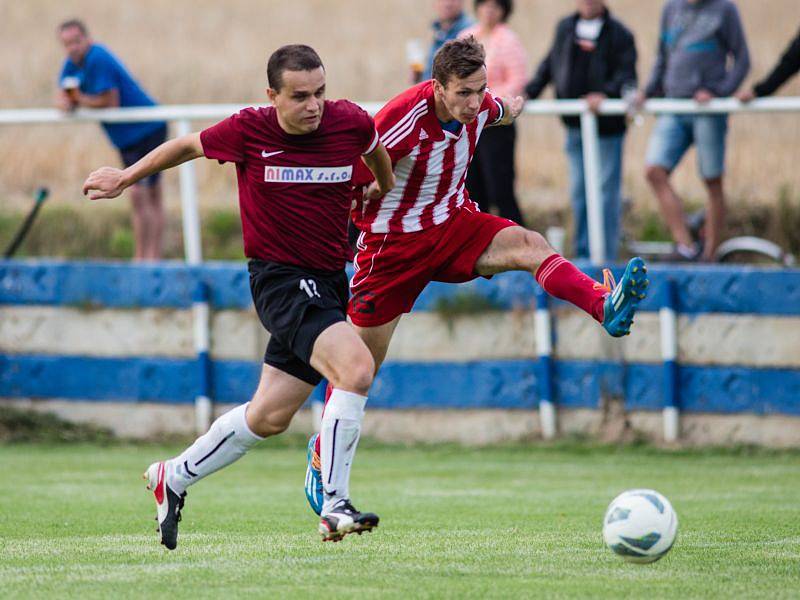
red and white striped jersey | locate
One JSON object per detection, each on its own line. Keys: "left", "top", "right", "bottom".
{"left": 352, "top": 81, "right": 504, "bottom": 233}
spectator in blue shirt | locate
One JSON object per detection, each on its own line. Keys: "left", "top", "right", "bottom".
{"left": 422, "top": 0, "right": 475, "bottom": 80}
{"left": 56, "top": 19, "right": 168, "bottom": 261}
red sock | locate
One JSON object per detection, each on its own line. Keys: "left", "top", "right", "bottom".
{"left": 535, "top": 254, "right": 607, "bottom": 323}
{"left": 313, "top": 382, "right": 334, "bottom": 455}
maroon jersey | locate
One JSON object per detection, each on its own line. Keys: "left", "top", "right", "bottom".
{"left": 200, "top": 101, "right": 379, "bottom": 270}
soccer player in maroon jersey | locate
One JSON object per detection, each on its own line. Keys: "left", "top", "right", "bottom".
{"left": 305, "top": 37, "right": 649, "bottom": 517}
{"left": 83, "top": 45, "right": 396, "bottom": 547}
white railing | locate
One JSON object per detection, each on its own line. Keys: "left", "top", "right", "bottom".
{"left": 2, "top": 97, "right": 799, "bottom": 266}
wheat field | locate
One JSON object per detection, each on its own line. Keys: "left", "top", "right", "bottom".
{"left": 1, "top": 0, "right": 799, "bottom": 217}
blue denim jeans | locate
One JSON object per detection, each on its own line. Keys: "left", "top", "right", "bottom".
{"left": 645, "top": 114, "right": 728, "bottom": 180}
{"left": 565, "top": 127, "right": 625, "bottom": 260}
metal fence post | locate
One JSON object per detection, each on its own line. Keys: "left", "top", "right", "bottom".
{"left": 193, "top": 280, "right": 213, "bottom": 434}
{"left": 579, "top": 109, "right": 606, "bottom": 266}
{"left": 535, "top": 287, "right": 557, "bottom": 439}
{"left": 174, "top": 119, "right": 211, "bottom": 433}
{"left": 176, "top": 119, "right": 203, "bottom": 265}
{"left": 660, "top": 279, "right": 680, "bottom": 442}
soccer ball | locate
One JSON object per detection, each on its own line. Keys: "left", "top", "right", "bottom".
{"left": 602, "top": 489, "right": 678, "bottom": 563}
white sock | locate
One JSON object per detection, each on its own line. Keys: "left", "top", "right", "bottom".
{"left": 320, "top": 389, "right": 367, "bottom": 516}
{"left": 167, "top": 402, "right": 264, "bottom": 494}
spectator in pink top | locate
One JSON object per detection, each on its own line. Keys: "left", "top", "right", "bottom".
{"left": 461, "top": 0, "right": 527, "bottom": 224}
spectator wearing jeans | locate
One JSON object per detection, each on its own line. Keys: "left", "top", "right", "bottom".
{"left": 461, "top": 0, "right": 527, "bottom": 224}
{"left": 422, "top": 0, "right": 474, "bottom": 81}
{"left": 56, "top": 19, "right": 168, "bottom": 261}
{"left": 642, "top": 0, "right": 750, "bottom": 262}
{"left": 525, "top": 0, "right": 637, "bottom": 260}
{"left": 737, "top": 26, "right": 800, "bottom": 101}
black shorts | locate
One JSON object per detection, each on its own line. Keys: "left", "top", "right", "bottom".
{"left": 248, "top": 260, "right": 348, "bottom": 385}
{"left": 119, "top": 125, "right": 168, "bottom": 187}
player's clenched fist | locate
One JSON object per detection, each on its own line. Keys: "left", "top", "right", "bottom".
{"left": 504, "top": 95, "right": 525, "bottom": 120}
{"left": 364, "top": 174, "right": 396, "bottom": 201}
{"left": 83, "top": 167, "right": 127, "bottom": 200}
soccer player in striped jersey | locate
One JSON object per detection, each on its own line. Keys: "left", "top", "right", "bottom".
{"left": 305, "top": 36, "right": 649, "bottom": 519}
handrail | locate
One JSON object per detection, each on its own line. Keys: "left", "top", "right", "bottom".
{"left": 1, "top": 97, "right": 799, "bottom": 124}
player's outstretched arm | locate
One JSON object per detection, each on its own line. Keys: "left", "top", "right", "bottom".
{"left": 496, "top": 96, "right": 525, "bottom": 126}
{"left": 361, "top": 142, "right": 395, "bottom": 199}
{"left": 83, "top": 133, "right": 204, "bottom": 200}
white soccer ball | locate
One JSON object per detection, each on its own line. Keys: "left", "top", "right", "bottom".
{"left": 602, "top": 489, "right": 678, "bottom": 563}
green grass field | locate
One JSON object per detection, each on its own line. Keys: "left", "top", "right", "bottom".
{"left": 1, "top": 441, "right": 799, "bottom": 599}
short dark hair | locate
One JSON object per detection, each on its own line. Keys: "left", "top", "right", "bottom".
{"left": 474, "top": 0, "right": 513, "bottom": 22}
{"left": 58, "top": 19, "right": 88, "bottom": 35}
{"left": 432, "top": 36, "right": 486, "bottom": 87}
{"left": 267, "top": 45, "right": 324, "bottom": 91}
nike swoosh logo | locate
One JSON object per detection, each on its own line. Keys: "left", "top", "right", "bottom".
{"left": 261, "top": 150, "right": 284, "bottom": 158}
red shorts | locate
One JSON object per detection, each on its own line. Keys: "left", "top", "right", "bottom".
{"left": 348, "top": 205, "right": 516, "bottom": 327}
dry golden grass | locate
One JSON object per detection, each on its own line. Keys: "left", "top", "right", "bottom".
{"left": 1, "top": 0, "right": 799, "bottom": 220}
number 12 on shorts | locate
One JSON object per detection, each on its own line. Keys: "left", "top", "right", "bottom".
{"left": 299, "top": 278, "right": 321, "bottom": 298}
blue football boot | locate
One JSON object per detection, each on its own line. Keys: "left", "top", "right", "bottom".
{"left": 305, "top": 433, "right": 323, "bottom": 516}
{"left": 599, "top": 257, "right": 649, "bottom": 337}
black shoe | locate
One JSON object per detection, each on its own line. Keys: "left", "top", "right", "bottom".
{"left": 319, "top": 499, "right": 379, "bottom": 542}
{"left": 144, "top": 461, "right": 186, "bottom": 550}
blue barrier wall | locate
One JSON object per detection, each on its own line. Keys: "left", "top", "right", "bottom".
{"left": 4, "top": 259, "right": 800, "bottom": 314}
{"left": 1, "top": 260, "right": 799, "bottom": 416}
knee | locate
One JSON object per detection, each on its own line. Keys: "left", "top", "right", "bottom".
{"left": 505, "top": 229, "right": 553, "bottom": 270}
{"left": 148, "top": 193, "right": 164, "bottom": 213}
{"left": 703, "top": 177, "right": 724, "bottom": 193}
{"left": 245, "top": 403, "right": 291, "bottom": 437}
{"left": 645, "top": 165, "right": 668, "bottom": 185}
{"left": 129, "top": 183, "right": 145, "bottom": 197}
{"left": 523, "top": 229, "right": 549, "bottom": 251}
{"left": 329, "top": 348, "right": 375, "bottom": 396}
{"left": 521, "top": 229, "right": 552, "bottom": 261}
